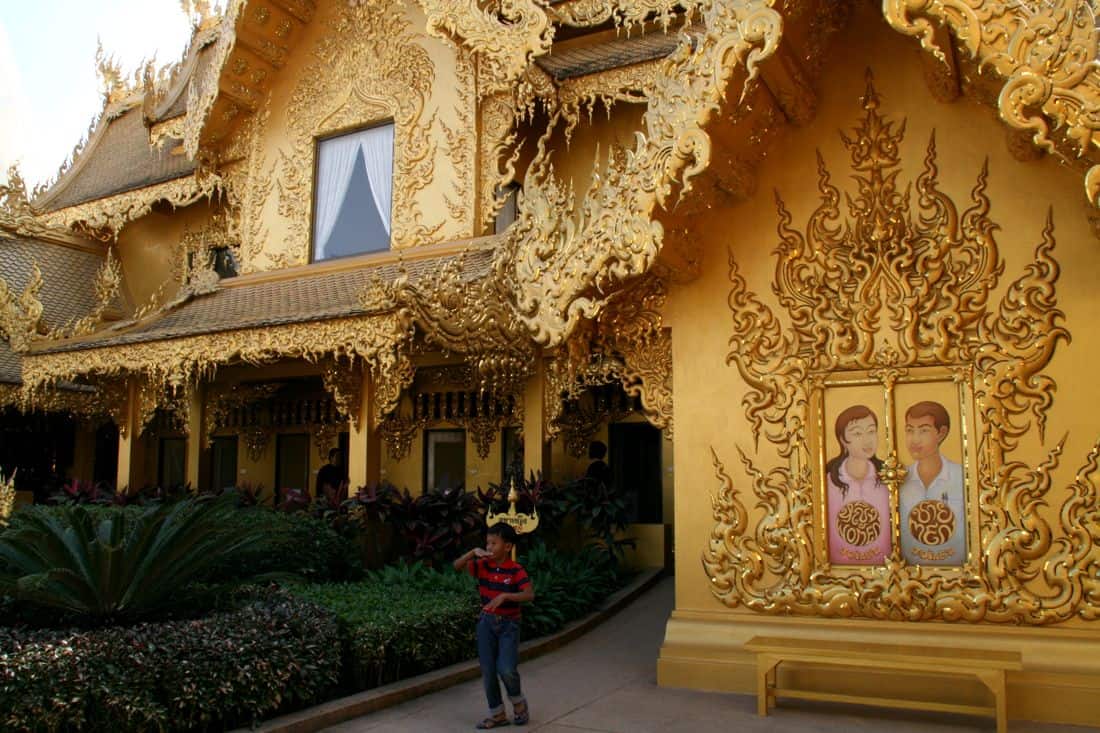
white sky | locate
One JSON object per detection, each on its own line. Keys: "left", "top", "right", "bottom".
{"left": 0, "top": 1, "right": 195, "bottom": 189}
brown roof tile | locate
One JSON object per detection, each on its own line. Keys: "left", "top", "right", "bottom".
{"left": 33, "top": 246, "right": 497, "bottom": 355}
{"left": 37, "top": 107, "right": 196, "bottom": 213}
{"left": 0, "top": 234, "right": 107, "bottom": 382}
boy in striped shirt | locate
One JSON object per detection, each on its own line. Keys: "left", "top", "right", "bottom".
{"left": 453, "top": 523, "right": 535, "bottom": 728}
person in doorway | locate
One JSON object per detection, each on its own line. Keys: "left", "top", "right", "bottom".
{"left": 585, "top": 440, "right": 612, "bottom": 487}
{"left": 454, "top": 523, "right": 535, "bottom": 728}
{"left": 315, "top": 448, "right": 346, "bottom": 501}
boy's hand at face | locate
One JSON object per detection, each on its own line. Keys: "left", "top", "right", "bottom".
{"left": 474, "top": 548, "right": 491, "bottom": 558}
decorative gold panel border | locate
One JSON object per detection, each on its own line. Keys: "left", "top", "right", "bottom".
{"left": 703, "top": 74, "right": 1100, "bottom": 624}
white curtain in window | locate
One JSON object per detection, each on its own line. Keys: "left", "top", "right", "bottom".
{"left": 314, "top": 133, "right": 363, "bottom": 259}
{"left": 359, "top": 124, "right": 395, "bottom": 235}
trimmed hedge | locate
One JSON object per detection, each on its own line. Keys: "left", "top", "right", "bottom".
{"left": 292, "top": 564, "right": 479, "bottom": 690}
{"left": 0, "top": 590, "right": 340, "bottom": 732}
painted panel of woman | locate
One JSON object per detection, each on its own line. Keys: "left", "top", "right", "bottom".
{"left": 825, "top": 405, "right": 892, "bottom": 564}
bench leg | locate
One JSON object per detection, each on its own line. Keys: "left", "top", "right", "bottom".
{"left": 756, "top": 656, "right": 777, "bottom": 717}
{"left": 977, "top": 670, "right": 1008, "bottom": 733}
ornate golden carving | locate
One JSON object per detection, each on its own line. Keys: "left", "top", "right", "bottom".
{"left": 502, "top": 0, "right": 782, "bottom": 346}
{"left": 322, "top": 357, "right": 364, "bottom": 430}
{"left": 0, "top": 263, "right": 44, "bottom": 354}
{"left": 38, "top": 173, "right": 224, "bottom": 241}
{"left": 416, "top": 0, "right": 553, "bottom": 99}
{"left": 378, "top": 361, "right": 522, "bottom": 459}
{"left": 478, "top": 92, "right": 522, "bottom": 231}
{"left": 0, "top": 165, "right": 56, "bottom": 239}
{"left": 0, "top": 469, "right": 14, "bottom": 526}
{"left": 883, "top": 0, "right": 1100, "bottom": 205}
{"left": 22, "top": 314, "right": 411, "bottom": 409}
{"left": 703, "top": 73, "right": 1099, "bottom": 624}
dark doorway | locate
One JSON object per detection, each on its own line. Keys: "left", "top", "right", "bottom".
{"left": 158, "top": 437, "right": 187, "bottom": 490}
{"left": 0, "top": 407, "right": 77, "bottom": 502}
{"left": 276, "top": 433, "right": 311, "bottom": 501}
{"left": 424, "top": 429, "right": 466, "bottom": 491}
{"left": 210, "top": 436, "right": 238, "bottom": 492}
{"left": 609, "top": 422, "right": 663, "bottom": 524}
{"left": 93, "top": 422, "right": 119, "bottom": 487}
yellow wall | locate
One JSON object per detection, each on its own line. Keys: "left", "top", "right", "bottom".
{"left": 115, "top": 200, "right": 214, "bottom": 310}
{"left": 658, "top": 6, "right": 1100, "bottom": 725}
{"left": 382, "top": 422, "right": 506, "bottom": 494}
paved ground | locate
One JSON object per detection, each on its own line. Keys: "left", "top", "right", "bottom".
{"left": 323, "top": 578, "right": 1093, "bottom": 733}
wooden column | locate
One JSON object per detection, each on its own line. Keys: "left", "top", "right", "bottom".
{"left": 522, "top": 357, "right": 550, "bottom": 479}
{"left": 115, "top": 378, "right": 145, "bottom": 492}
{"left": 348, "top": 369, "right": 381, "bottom": 489}
{"left": 184, "top": 384, "right": 204, "bottom": 491}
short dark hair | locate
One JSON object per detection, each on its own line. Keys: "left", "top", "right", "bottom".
{"left": 487, "top": 523, "right": 518, "bottom": 544}
{"left": 329, "top": 448, "right": 342, "bottom": 461}
{"left": 588, "top": 441, "right": 607, "bottom": 460}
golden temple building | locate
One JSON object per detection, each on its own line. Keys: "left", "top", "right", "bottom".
{"left": 2, "top": 0, "right": 1099, "bottom": 727}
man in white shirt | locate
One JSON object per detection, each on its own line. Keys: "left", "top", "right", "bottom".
{"left": 899, "top": 401, "right": 967, "bottom": 565}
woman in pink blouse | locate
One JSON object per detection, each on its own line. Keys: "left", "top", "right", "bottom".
{"left": 825, "top": 404, "right": 892, "bottom": 564}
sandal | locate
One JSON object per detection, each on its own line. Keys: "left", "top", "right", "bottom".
{"left": 513, "top": 701, "right": 529, "bottom": 726}
{"left": 475, "top": 714, "right": 510, "bottom": 729}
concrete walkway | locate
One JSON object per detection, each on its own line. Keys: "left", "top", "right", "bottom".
{"left": 322, "top": 578, "right": 1093, "bottom": 733}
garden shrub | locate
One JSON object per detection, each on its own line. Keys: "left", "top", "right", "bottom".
{"left": 0, "top": 590, "right": 340, "bottom": 732}
{"left": 208, "top": 507, "right": 360, "bottom": 582}
{"left": 0, "top": 496, "right": 278, "bottom": 624}
{"left": 519, "top": 544, "right": 625, "bottom": 639}
{"left": 291, "top": 563, "right": 479, "bottom": 690}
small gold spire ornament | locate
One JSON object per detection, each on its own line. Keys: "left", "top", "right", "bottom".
{"left": 0, "top": 470, "right": 16, "bottom": 527}
{"left": 486, "top": 477, "right": 540, "bottom": 559}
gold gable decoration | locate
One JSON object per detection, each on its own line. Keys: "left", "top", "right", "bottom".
{"left": 703, "top": 72, "right": 1100, "bottom": 625}
{"left": 237, "top": 0, "right": 442, "bottom": 271}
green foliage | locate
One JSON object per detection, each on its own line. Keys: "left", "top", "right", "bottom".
{"left": 291, "top": 564, "right": 478, "bottom": 690}
{"left": 565, "top": 477, "right": 636, "bottom": 563}
{"left": 519, "top": 544, "right": 624, "bottom": 638}
{"left": 207, "top": 507, "right": 360, "bottom": 583}
{"left": 0, "top": 590, "right": 340, "bottom": 732}
{"left": 0, "top": 496, "right": 277, "bottom": 624}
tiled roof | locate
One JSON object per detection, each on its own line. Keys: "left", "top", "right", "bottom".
{"left": 33, "top": 245, "right": 498, "bottom": 355}
{"left": 36, "top": 107, "right": 196, "bottom": 213}
{"left": 0, "top": 234, "right": 107, "bottom": 383}
{"left": 537, "top": 27, "right": 696, "bottom": 80}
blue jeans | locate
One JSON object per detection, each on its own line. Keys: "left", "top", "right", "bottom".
{"left": 477, "top": 612, "right": 524, "bottom": 713}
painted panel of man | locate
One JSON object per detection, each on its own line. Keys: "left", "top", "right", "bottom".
{"left": 899, "top": 401, "right": 967, "bottom": 565}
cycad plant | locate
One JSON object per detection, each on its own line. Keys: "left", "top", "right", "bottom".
{"left": 0, "top": 495, "right": 275, "bottom": 624}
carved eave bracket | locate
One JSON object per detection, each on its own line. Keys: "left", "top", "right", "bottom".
{"left": 883, "top": 0, "right": 1100, "bottom": 207}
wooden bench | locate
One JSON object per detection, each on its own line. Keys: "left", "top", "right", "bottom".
{"left": 744, "top": 636, "right": 1023, "bottom": 733}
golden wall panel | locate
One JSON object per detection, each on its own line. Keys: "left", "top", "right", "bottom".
{"left": 661, "top": 9, "right": 1100, "bottom": 721}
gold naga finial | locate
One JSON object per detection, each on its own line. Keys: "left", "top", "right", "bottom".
{"left": 0, "top": 470, "right": 15, "bottom": 527}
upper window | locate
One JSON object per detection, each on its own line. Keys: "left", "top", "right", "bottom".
{"left": 312, "top": 123, "right": 395, "bottom": 262}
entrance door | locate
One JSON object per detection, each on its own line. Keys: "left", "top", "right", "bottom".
{"left": 609, "top": 422, "right": 663, "bottom": 523}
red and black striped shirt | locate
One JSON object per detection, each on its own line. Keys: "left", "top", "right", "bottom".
{"left": 468, "top": 557, "right": 531, "bottom": 619}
